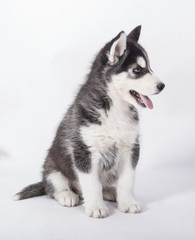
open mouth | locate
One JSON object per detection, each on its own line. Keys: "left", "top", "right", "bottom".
{"left": 129, "top": 90, "right": 153, "bottom": 109}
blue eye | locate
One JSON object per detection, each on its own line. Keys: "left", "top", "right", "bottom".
{"left": 133, "top": 67, "right": 141, "bottom": 74}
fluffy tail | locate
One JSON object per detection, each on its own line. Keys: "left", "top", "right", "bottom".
{"left": 12, "top": 181, "right": 45, "bottom": 201}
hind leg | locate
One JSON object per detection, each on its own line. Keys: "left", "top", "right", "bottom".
{"left": 54, "top": 191, "right": 79, "bottom": 207}
{"left": 46, "top": 171, "right": 79, "bottom": 207}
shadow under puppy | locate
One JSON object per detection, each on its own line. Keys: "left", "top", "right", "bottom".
{"left": 13, "top": 26, "right": 165, "bottom": 218}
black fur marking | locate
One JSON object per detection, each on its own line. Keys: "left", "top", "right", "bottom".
{"left": 100, "top": 144, "right": 118, "bottom": 171}
{"left": 47, "top": 122, "right": 77, "bottom": 182}
{"left": 103, "top": 186, "right": 117, "bottom": 202}
{"left": 44, "top": 181, "right": 54, "bottom": 197}
{"left": 73, "top": 139, "right": 92, "bottom": 173}
{"left": 75, "top": 82, "right": 112, "bottom": 126}
{"left": 131, "top": 138, "right": 140, "bottom": 168}
{"left": 132, "top": 66, "right": 150, "bottom": 79}
{"left": 127, "top": 25, "right": 141, "bottom": 42}
{"left": 98, "top": 95, "right": 112, "bottom": 113}
{"left": 116, "top": 41, "right": 150, "bottom": 80}
{"left": 42, "top": 156, "right": 57, "bottom": 197}
{"left": 78, "top": 104, "right": 102, "bottom": 125}
{"left": 129, "top": 105, "right": 139, "bottom": 122}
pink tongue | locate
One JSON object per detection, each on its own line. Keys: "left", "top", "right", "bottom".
{"left": 140, "top": 94, "right": 153, "bottom": 109}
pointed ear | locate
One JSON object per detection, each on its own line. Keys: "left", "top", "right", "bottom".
{"left": 127, "top": 25, "right": 141, "bottom": 42}
{"left": 107, "top": 31, "right": 127, "bottom": 64}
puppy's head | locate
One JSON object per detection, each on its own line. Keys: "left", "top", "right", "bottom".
{"left": 100, "top": 26, "right": 165, "bottom": 109}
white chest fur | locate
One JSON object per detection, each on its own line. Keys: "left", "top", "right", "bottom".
{"left": 80, "top": 84, "right": 139, "bottom": 156}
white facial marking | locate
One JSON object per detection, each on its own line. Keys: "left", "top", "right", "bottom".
{"left": 111, "top": 70, "right": 163, "bottom": 109}
{"left": 137, "top": 56, "right": 146, "bottom": 68}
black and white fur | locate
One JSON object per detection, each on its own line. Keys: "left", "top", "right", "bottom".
{"left": 13, "top": 26, "right": 165, "bottom": 218}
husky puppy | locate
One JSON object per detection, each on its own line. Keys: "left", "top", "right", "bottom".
{"left": 13, "top": 26, "right": 165, "bottom": 218}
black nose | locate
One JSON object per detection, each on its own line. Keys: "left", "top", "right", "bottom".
{"left": 157, "top": 83, "right": 165, "bottom": 92}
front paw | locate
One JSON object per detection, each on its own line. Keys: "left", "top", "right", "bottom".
{"left": 118, "top": 201, "right": 141, "bottom": 214}
{"left": 85, "top": 204, "right": 109, "bottom": 218}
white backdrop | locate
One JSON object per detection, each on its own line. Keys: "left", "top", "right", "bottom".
{"left": 0, "top": 1, "right": 195, "bottom": 239}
